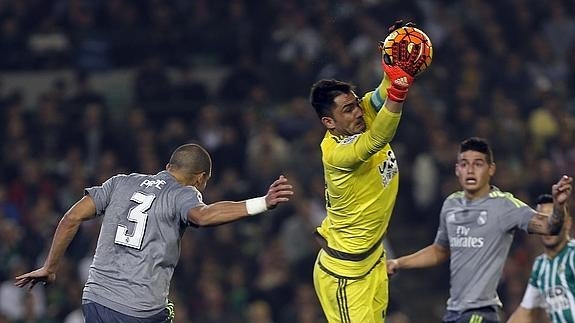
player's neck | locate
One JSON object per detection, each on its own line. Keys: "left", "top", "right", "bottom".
{"left": 168, "top": 170, "right": 189, "bottom": 186}
{"left": 463, "top": 185, "right": 491, "bottom": 201}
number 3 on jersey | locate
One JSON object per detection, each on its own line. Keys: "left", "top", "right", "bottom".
{"left": 115, "top": 192, "right": 156, "bottom": 249}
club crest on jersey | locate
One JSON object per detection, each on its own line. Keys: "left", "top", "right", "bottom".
{"left": 339, "top": 134, "right": 360, "bottom": 145}
{"left": 477, "top": 211, "right": 487, "bottom": 225}
{"left": 546, "top": 286, "right": 571, "bottom": 313}
{"left": 378, "top": 150, "right": 398, "bottom": 187}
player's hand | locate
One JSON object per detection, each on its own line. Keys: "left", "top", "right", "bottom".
{"left": 552, "top": 175, "right": 573, "bottom": 205}
{"left": 387, "top": 19, "right": 417, "bottom": 34}
{"left": 14, "top": 267, "right": 55, "bottom": 290}
{"left": 380, "top": 39, "right": 426, "bottom": 80}
{"left": 378, "top": 23, "right": 427, "bottom": 102}
{"left": 265, "top": 175, "right": 294, "bottom": 209}
{"left": 386, "top": 259, "right": 400, "bottom": 276}
{"left": 378, "top": 39, "right": 415, "bottom": 102}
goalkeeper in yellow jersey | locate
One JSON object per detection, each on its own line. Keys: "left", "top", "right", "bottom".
{"left": 309, "top": 21, "right": 428, "bottom": 323}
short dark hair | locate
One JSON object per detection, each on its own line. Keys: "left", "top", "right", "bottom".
{"left": 459, "top": 137, "right": 494, "bottom": 164}
{"left": 309, "top": 79, "right": 354, "bottom": 118}
{"left": 536, "top": 194, "right": 553, "bottom": 205}
{"left": 169, "top": 143, "right": 212, "bottom": 175}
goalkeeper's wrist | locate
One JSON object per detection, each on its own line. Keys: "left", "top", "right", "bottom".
{"left": 386, "top": 85, "right": 409, "bottom": 102}
{"left": 246, "top": 196, "right": 268, "bottom": 215}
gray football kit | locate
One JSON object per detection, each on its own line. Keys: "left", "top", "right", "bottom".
{"left": 434, "top": 187, "right": 534, "bottom": 312}
{"left": 83, "top": 171, "right": 204, "bottom": 318}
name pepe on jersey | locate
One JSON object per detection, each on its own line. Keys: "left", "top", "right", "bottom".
{"left": 140, "top": 179, "right": 167, "bottom": 189}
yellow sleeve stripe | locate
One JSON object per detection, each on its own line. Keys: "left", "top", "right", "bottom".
{"left": 489, "top": 191, "right": 527, "bottom": 208}
{"left": 447, "top": 191, "right": 464, "bottom": 199}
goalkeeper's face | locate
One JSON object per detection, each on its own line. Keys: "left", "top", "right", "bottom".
{"left": 322, "top": 92, "right": 366, "bottom": 136}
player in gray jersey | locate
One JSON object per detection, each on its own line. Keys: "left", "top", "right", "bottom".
{"left": 14, "top": 143, "right": 294, "bottom": 323}
{"left": 509, "top": 194, "right": 575, "bottom": 323}
{"left": 386, "top": 137, "right": 572, "bottom": 323}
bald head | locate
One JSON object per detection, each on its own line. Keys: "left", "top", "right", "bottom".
{"left": 168, "top": 144, "right": 212, "bottom": 176}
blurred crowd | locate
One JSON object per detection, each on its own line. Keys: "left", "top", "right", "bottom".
{"left": 1, "top": 0, "right": 575, "bottom": 322}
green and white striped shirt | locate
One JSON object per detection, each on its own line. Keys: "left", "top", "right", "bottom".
{"left": 523, "top": 240, "right": 575, "bottom": 323}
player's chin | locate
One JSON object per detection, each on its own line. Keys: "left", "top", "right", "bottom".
{"left": 542, "top": 237, "right": 561, "bottom": 248}
{"left": 461, "top": 182, "right": 480, "bottom": 192}
{"left": 355, "top": 122, "right": 366, "bottom": 133}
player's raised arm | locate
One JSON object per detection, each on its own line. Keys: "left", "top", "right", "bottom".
{"left": 187, "top": 175, "right": 293, "bottom": 226}
{"left": 351, "top": 26, "right": 431, "bottom": 160}
{"left": 527, "top": 175, "right": 572, "bottom": 235}
{"left": 367, "top": 20, "right": 432, "bottom": 113}
{"left": 15, "top": 195, "right": 97, "bottom": 289}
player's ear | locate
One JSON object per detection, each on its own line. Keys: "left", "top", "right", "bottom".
{"left": 489, "top": 163, "right": 496, "bottom": 176}
{"left": 454, "top": 163, "right": 460, "bottom": 177}
{"left": 321, "top": 116, "right": 336, "bottom": 130}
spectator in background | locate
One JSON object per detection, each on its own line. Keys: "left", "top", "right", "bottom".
{"left": 0, "top": 16, "right": 27, "bottom": 70}
{"left": 550, "top": 130, "right": 575, "bottom": 177}
{"left": 69, "top": 102, "right": 117, "bottom": 176}
{"left": 218, "top": 55, "right": 264, "bottom": 103}
{"left": 1, "top": 259, "right": 46, "bottom": 321}
{"left": 247, "top": 300, "right": 275, "bottom": 323}
{"left": 28, "top": 17, "right": 71, "bottom": 69}
{"left": 172, "top": 64, "right": 208, "bottom": 108}
{"left": 279, "top": 197, "right": 319, "bottom": 274}
{"left": 134, "top": 56, "right": 172, "bottom": 108}
{"left": 246, "top": 123, "right": 290, "bottom": 184}
{"left": 64, "top": 70, "right": 106, "bottom": 122}
{"left": 67, "top": 3, "right": 111, "bottom": 71}
{"left": 0, "top": 185, "right": 21, "bottom": 224}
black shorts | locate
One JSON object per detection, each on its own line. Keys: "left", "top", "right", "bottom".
{"left": 442, "top": 306, "right": 502, "bottom": 323}
{"left": 82, "top": 301, "right": 173, "bottom": 323}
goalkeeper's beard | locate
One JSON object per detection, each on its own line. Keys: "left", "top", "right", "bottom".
{"left": 332, "top": 117, "right": 366, "bottom": 136}
{"left": 353, "top": 117, "right": 366, "bottom": 134}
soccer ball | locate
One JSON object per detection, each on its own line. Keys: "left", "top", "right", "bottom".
{"left": 381, "top": 26, "right": 433, "bottom": 76}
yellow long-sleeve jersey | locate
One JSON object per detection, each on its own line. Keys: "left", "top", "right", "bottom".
{"left": 316, "top": 77, "right": 401, "bottom": 278}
